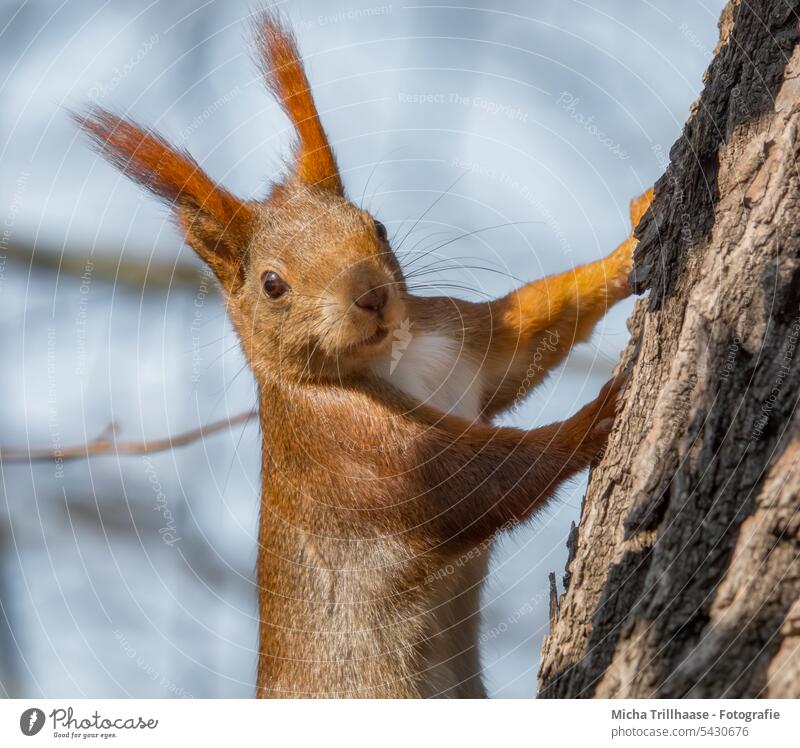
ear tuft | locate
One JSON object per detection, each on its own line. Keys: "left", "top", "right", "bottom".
{"left": 252, "top": 10, "right": 342, "bottom": 193}
{"left": 73, "top": 107, "right": 253, "bottom": 285}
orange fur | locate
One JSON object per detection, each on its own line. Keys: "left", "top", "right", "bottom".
{"left": 630, "top": 186, "right": 655, "bottom": 226}
{"left": 252, "top": 11, "right": 342, "bottom": 192}
{"left": 74, "top": 11, "right": 653, "bottom": 698}
{"left": 477, "top": 188, "right": 655, "bottom": 417}
{"left": 74, "top": 108, "right": 253, "bottom": 287}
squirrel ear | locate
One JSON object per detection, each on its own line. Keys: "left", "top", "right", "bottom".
{"left": 252, "top": 11, "right": 342, "bottom": 194}
{"left": 74, "top": 107, "right": 253, "bottom": 289}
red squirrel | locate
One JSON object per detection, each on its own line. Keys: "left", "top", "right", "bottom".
{"left": 75, "top": 11, "right": 654, "bottom": 697}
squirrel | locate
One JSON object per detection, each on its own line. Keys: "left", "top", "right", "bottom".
{"left": 74, "top": 10, "right": 654, "bottom": 698}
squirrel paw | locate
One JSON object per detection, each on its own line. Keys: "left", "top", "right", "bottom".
{"left": 577, "top": 373, "right": 627, "bottom": 459}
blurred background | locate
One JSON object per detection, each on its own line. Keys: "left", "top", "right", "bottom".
{"left": 0, "top": 0, "right": 724, "bottom": 698}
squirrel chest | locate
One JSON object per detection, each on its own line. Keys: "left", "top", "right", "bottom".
{"left": 371, "top": 328, "right": 490, "bottom": 698}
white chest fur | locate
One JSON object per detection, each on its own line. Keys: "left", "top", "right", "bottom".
{"left": 370, "top": 327, "right": 489, "bottom": 697}
{"left": 370, "top": 329, "right": 483, "bottom": 420}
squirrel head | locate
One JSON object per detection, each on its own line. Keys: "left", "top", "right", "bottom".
{"left": 241, "top": 181, "right": 407, "bottom": 381}
{"left": 73, "top": 10, "right": 407, "bottom": 382}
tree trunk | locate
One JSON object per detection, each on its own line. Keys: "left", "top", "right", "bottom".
{"left": 538, "top": 0, "right": 800, "bottom": 698}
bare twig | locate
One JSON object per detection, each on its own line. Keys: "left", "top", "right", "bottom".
{"left": 0, "top": 411, "right": 257, "bottom": 463}
{"left": 4, "top": 239, "right": 211, "bottom": 291}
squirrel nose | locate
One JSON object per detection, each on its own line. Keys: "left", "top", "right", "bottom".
{"left": 355, "top": 287, "right": 388, "bottom": 315}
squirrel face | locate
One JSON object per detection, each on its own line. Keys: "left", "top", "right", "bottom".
{"left": 235, "top": 183, "right": 408, "bottom": 381}
{"left": 74, "top": 14, "right": 411, "bottom": 385}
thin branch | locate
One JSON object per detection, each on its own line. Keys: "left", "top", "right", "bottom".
{"left": 4, "top": 239, "right": 212, "bottom": 291}
{"left": 0, "top": 411, "right": 257, "bottom": 463}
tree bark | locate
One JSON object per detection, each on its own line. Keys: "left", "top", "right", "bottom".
{"left": 538, "top": 0, "right": 800, "bottom": 698}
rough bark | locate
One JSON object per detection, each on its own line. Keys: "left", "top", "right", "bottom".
{"left": 538, "top": 0, "right": 800, "bottom": 698}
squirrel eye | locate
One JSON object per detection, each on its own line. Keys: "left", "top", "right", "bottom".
{"left": 262, "top": 271, "right": 290, "bottom": 299}
{"left": 373, "top": 219, "right": 388, "bottom": 242}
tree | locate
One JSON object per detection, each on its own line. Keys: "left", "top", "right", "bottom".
{"left": 538, "top": 0, "right": 800, "bottom": 698}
